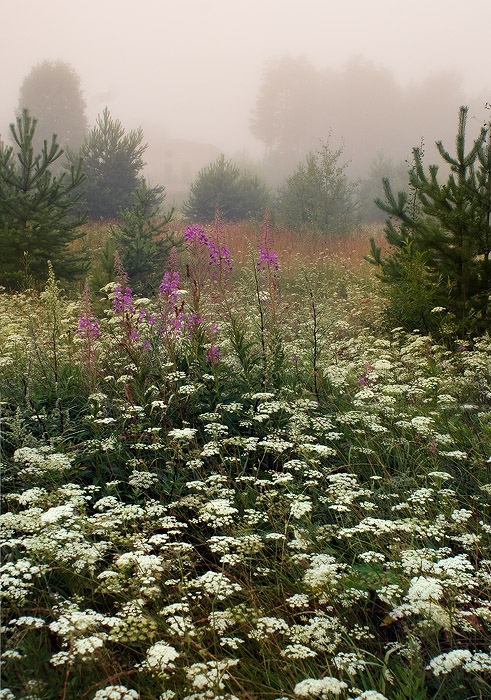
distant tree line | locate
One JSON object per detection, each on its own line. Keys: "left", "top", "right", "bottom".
{"left": 250, "top": 55, "right": 470, "bottom": 184}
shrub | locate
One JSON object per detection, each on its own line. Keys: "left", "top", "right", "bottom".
{"left": 276, "top": 141, "right": 360, "bottom": 235}
{"left": 182, "top": 155, "right": 270, "bottom": 222}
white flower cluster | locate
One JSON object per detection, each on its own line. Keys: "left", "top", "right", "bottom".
{"left": 0, "top": 558, "right": 45, "bottom": 602}
{"left": 248, "top": 616, "right": 289, "bottom": 641}
{"left": 128, "top": 470, "right": 160, "bottom": 489}
{"left": 303, "top": 555, "right": 347, "bottom": 593}
{"left": 92, "top": 686, "right": 139, "bottom": 700}
{"left": 168, "top": 427, "right": 197, "bottom": 441}
{"left": 185, "top": 657, "right": 239, "bottom": 693}
{"left": 427, "top": 649, "right": 491, "bottom": 675}
{"left": 294, "top": 676, "right": 348, "bottom": 697}
{"left": 141, "top": 641, "right": 179, "bottom": 674}
{"left": 290, "top": 497, "right": 313, "bottom": 519}
{"left": 189, "top": 571, "right": 242, "bottom": 601}
{"left": 13, "top": 446, "right": 73, "bottom": 473}
{"left": 198, "top": 499, "right": 239, "bottom": 528}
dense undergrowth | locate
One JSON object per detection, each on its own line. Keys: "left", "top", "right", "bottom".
{"left": 1, "top": 222, "right": 490, "bottom": 700}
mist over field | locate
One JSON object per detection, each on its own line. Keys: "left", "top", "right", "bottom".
{"left": 1, "top": 0, "right": 490, "bottom": 194}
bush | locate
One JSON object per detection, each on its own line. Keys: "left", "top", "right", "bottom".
{"left": 182, "top": 155, "right": 270, "bottom": 222}
{"left": 276, "top": 141, "right": 360, "bottom": 235}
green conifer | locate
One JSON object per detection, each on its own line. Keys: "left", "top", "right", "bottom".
{"left": 0, "top": 109, "right": 87, "bottom": 290}
{"left": 368, "top": 106, "right": 491, "bottom": 336}
{"left": 112, "top": 180, "right": 175, "bottom": 295}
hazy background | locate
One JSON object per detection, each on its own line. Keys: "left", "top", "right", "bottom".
{"left": 2, "top": 0, "right": 490, "bottom": 193}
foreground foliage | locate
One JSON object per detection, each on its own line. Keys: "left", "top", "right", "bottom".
{"left": 1, "top": 227, "right": 490, "bottom": 700}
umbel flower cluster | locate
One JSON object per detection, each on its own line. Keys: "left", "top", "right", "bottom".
{"left": 1, "top": 220, "right": 490, "bottom": 700}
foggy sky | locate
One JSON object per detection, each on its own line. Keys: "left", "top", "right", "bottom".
{"left": 2, "top": 0, "right": 490, "bottom": 161}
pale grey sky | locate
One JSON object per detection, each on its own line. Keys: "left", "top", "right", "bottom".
{"left": 2, "top": 0, "right": 490, "bottom": 156}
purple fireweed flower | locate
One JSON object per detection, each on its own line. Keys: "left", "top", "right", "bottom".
{"left": 187, "top": 312, "right": 203, "bottom": 329}
{"left": 184, "top": 224, "right": 232, "bottom": 273}
{"left": 169, "top": 312, "right": 185, "bottom": 332}
{"left": 76, "top": 315, "right": 100, "bottom": 340}
{"left": 113, "top": 282, "right": 134, "bottom": 314}
{"left": 76, "top": 280, "right": 100, "bottom": 341}
{"left": 159, "top": 269, "right": 180, "bottom": 301}
{"left": 206, "top": 344, "right": 220, "bottom": 364}
{"left": 257, "top": 246, "right": 279, "bottom": 271}
{"left": 207, "top": 242, "right": 233, "bottom": 272}
{"left": 184, "top": 224, "right": 209, "bottom": 247}
{"left": 113, "top": 253, "right": 134, "bottom": 314}
{"left": 157, "top": 248, "right": 183, "bottom": 336}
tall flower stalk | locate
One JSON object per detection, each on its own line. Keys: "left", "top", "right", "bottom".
{"left": 253, "top": 210, "right": 283, "bottom": 390}
{"left": 76, "top": 279, "right": 100, "bottom": 383}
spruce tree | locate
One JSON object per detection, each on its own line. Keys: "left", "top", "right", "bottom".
{"left": 112, "top": 180, "right": 175, "bottom": 295}
{"left": 0, "top": 109, "right": 87, "bottom": 290}
{"left": 182, "top": 155, "right": 270, "bottom": 222}
{"left": 368, "top": 106, "right": 491, "bottom": 336}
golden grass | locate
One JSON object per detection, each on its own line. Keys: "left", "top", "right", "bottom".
{"left": 73, "top": 218, "right": 387, "bottom": 275}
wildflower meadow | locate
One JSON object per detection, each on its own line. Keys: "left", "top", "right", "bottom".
{"left": 1, "top": 219, "right": 490, "bottom": 700}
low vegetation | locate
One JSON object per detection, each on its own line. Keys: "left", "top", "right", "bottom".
{"left": 1, "top": 216, "right": 490, "bottom": 700}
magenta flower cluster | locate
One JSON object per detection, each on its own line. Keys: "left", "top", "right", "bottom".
{"left": 159, "top": 269, "right": 180, "bottom": 302}
{"left": 76, "top": 281, "right": 100, "bottom": 341}
{"left": 113, "top": 283, "right": 134, "bottom": 315}
{"left": 257, "top": 246, "right": 279, "bottom": 272}
{"left": 184, "top": 225, "right": 232, "bottom": 272}
{"left": 76, "top": 315, "right": 100, "bottom": 341}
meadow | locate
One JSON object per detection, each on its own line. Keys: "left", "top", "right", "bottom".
{"left": 1, "top": 220, "right": 490, "bottom": 700}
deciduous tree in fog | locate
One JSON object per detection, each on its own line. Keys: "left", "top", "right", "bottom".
{"left": 17, "top": 60, "right": 88, "bottom": 153}
{"left": 74, "top": 108, "right": 147, "bottom": 220}
{"left": 276, "top": 141, "right": 359, "bottom": 235}
{"left": 251, "top": 56, "right": 467, "bottom": 187}
{"left": 251, "top": 56, "right": 325, "bottom": 184}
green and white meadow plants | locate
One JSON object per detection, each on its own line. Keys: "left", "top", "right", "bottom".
{"left": 1, "top": 225, "right": 490, "bottom": 700}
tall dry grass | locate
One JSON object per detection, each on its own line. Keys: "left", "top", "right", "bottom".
{"left": 76, "top": 218, "right": 386, "bottom": 273}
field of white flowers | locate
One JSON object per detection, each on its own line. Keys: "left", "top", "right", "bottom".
{"left": 1, "top": 223, "right": 490, "bottom": 700}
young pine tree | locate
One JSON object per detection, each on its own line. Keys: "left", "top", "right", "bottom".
{"left": 74, "top": 108, "right": 147, "bottom": 220}
{"left": 112, "top": 180, "right": 175, "bottom": 295}
{"left": 367, "top": 106, "right": 491, "bottom": 336}
{"left": 183, "top": 155, "right": 269, "bottom": 222}
{"left": 0, "top": 109, "right": 87, "bottom": 290}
